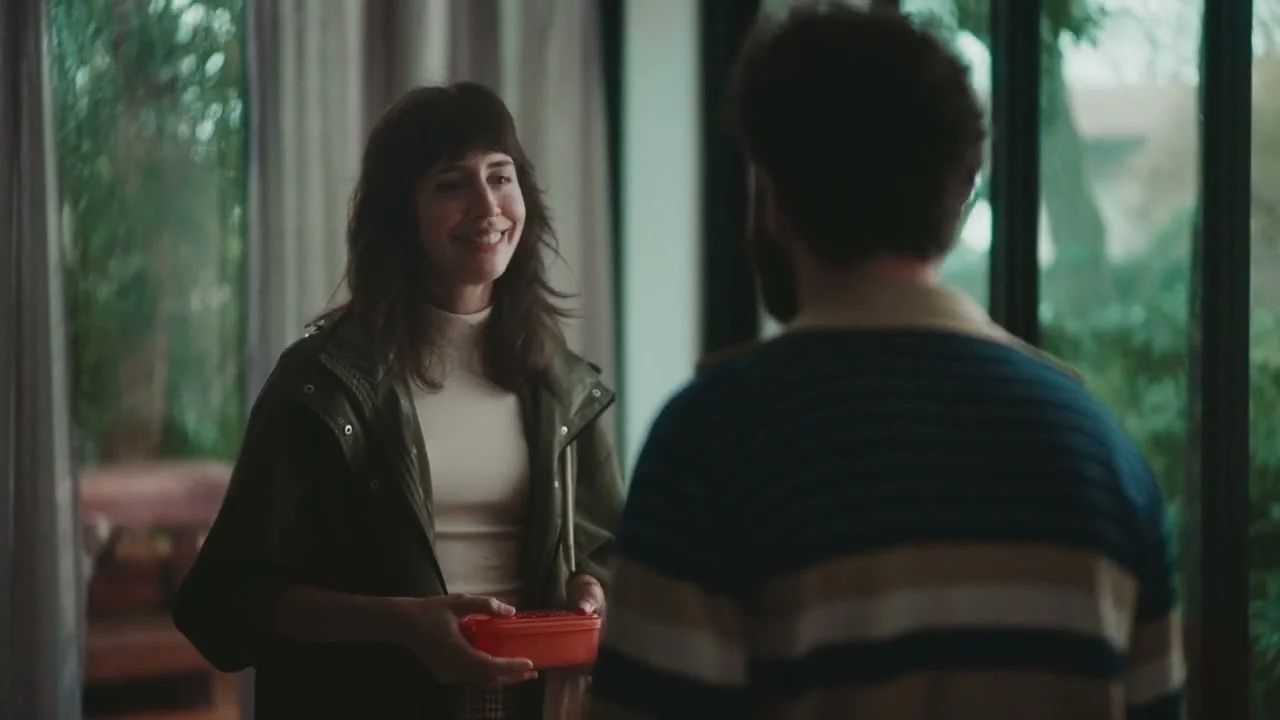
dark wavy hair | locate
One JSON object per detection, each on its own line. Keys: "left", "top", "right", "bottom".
{"left": 728, "top": 6, "right": 985, "bottom": 265}
{"left": 319, "top": 82, "right": 571, "bottom": 393}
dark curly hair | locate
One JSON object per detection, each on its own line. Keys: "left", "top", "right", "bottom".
{"left": 727, "top": 6, "right": 985, "bottom": 265}
{"left": 318, "top": 82, "right": 570, "bottom": 392}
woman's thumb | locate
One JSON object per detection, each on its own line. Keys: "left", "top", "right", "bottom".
{"left": 447, "top": 594, "right": 516, "bottom": 617}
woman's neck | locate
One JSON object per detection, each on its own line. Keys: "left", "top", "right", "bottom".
{"left": 430, "top": 283, "right": 493, "bottom": 315}
{"left": 427, "top": 304, "right": 490, "bottom": 373}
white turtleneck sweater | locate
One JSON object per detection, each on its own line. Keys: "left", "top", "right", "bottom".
{"left": 412, "top": 306, "right": 529, "bottom": 606}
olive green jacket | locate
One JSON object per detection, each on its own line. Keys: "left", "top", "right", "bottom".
{"left": 173, "top": 314, "right": 624, "bottom": 718}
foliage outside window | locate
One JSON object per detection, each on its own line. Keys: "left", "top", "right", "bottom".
{"left": 48, "top": 0, "right": 249, "bottom": 465}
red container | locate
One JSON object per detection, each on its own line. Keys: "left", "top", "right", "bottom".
{"left": 459, "top": 610, "right": 602, "bottom": 669}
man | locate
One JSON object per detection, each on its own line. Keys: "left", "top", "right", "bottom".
{"left": 590, "top": 7, "right": 1184, "bottom": 720}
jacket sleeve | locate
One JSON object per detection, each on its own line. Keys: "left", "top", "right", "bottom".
{"left": 172, "top": 381, "right": 342, "bottom": 672}
{"left": 570, "top": 412, "right": 625, "bottom": 590}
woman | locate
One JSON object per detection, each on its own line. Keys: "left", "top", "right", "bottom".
{"left": 174, "top": 82, "right": 624, "bottom": 719}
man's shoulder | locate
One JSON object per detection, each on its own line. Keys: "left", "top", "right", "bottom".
{"left": 695, "top": 340, "right": 764, "bottom": 375}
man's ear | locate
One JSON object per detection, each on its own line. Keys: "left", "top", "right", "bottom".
{"left": 748, "top": 166, "right": 778, "bottom": 238}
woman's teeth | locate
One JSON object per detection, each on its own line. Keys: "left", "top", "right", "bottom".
{"left": 464, "top": 232, "right": 503, "bottom": 245}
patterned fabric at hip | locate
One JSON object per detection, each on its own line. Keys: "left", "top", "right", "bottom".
{"left": 458, "top": 683, "right": 538, "bottom": 720}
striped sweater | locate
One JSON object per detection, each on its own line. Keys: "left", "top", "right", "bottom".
{"left": 591, "top": 325, "right": 1184, "bottom": 719}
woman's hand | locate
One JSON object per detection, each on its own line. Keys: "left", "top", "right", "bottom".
{"left": 394, "top": 594, "right": 537, "bottom": 685}
{"left": 567, "top": 574, "right": 605, "bottom": 615}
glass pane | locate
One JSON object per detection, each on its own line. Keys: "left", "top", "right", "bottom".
{"left": 902, "top": 0, "right": 991, "bottom": 307}
{"left": 1252, "top": 2, "right": 1280, "bottom": 714}
{"left": 48, "top": 0, "right": 248, "bottom": 713}
{"left": 50, "top": 0, "right": 249, "bottom": 465}
{"left": 1036, "top": 0, "right": 1197, "bottom": 659}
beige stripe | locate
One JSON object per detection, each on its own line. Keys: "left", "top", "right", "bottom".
{"left": 758, "top": 543, "right": 1139, "bottom": 621}
{"left": 755, "top": 670, "right": 1125, "bottom": 720}
{"left": 605, "top": 560, "right": 744, "bottom": 642}
{"left": 600, "top": 561, "right": 748, "bottom": 687}
{"left": 1129, "top": 611, "right": 1183, "bottom": 665}
{"left": 1125, "top": 654, "right": 1187, "bottom": 706}
{"left": 753, "top": 583, "right": 1133, "bottom": 660}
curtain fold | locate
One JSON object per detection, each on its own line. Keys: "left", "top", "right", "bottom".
{"left": 503, "top": 0, "right": 618, "bottom": 389}
{"left": 247, "top": 0, "right": 370, "bottom": 392}
{"left": 0, "top": 0, "right": 83, "bottom": 718}
{"left": 247, "top": 1, "right": 458, "bottom": 393}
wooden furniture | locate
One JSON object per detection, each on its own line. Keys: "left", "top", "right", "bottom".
{"left": 80, "top": 461, "right": 237, "bottom": 720}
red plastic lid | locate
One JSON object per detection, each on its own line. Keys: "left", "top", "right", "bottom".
{"left": 460, "top": 610, "right": 600, "bottom": 635}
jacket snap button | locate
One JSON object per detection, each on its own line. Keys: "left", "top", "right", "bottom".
{"left": 591, "top": 388, "right": 601, "bottom": 397}
{"left": 343, "top": 424, "right": 353, "bottom": 435}
{"left": 559, "top": 426, "right": 568, "bottom": 435}
{"left": 303, "top": 384, "right": 315, "bottom": 394}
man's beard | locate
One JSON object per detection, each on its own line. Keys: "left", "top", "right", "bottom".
{"left": 747, "top": 196, "right": 799, "bottom": 324}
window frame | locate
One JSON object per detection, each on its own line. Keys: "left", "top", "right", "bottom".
{"left": 695, "top": 0, "right": 1260, "bottom": 717}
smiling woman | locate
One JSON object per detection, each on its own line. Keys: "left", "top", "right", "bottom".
{"left": 415, "top": 151, "right": 526, "bottom": 315}
{"left": 172, "top": 81, "right": 625, "bottom": 720}
{"left": 331, "top": 83, "right": 571, "bottom": 393}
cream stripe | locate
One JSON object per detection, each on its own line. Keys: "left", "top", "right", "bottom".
{"left": 1125, "top": 654, "right": 1187, "bottom": 706}
{"left": 605, "top": 561, "right": 743, "bottom": 642}
{"left": 1129, "top": 612, "right": 1182, "bottom": 665}
{"left": 757, "top": 543, "right": 1139, "bottom": 619}
{"left": 754, "top": 584, "right": 1131, "bottom": 660}
{"left": 602, "top": 606, "right": 748, "bottom": 686}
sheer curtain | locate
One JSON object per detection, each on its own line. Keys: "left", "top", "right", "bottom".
{"left": 246, "top": 0, "right": 368, "bottom": 392}
{"left": 1, "top": 0, "right": 83, "bottom": 718}
{"left": 498, "top": 0, "right": 618, "bottom": 389}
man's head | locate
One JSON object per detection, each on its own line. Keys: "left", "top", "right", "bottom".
{"left": 728, "top": 7, "right": 985, "bottom": 322}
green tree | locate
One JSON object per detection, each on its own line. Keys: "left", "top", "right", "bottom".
{"left": 48, "top": 0, "right": 248, "bottom": 464}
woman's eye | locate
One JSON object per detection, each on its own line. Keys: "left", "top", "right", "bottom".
{"left": 491, "top": 174, "right": 514, "bottom": 186}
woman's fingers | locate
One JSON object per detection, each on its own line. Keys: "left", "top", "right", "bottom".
{"left": 447, "top": 593, "right": 516, "bottom": 617}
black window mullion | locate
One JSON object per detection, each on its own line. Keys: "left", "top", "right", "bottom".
{"left": 699, "top": 0, "right": 763, "bottom": 356}
{"left": 1187, "top": 1, "right": 1254, "bottom": 718}
{"left": 600, "top": 0, "right": 625, "bottom": 450}
{"left": 988, "top": 0, "right": 1041, "bottom": 344}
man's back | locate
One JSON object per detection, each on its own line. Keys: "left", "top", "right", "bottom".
{"left": 592, "top": 327, "right": 1184, "bottom": 719}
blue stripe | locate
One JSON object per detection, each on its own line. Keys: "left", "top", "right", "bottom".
{"left": 750, "top": 629, "right": 1126, "bottom": 701}
{"left": 1127, "top": 691, "right": 1185, "bottom": 720}
{"left": 592, "top": 648, "right": 747, "bottom": 715}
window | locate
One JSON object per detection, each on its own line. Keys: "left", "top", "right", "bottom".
{"left": 1036, "top": 0, "right": 1198, "bottom": 594}
{"left": 48, "top": 0, "right": 248, "bottom": 713}
{"left": 711, "top": 0, "right": 1267, "bottom": 715}
{"left": 49, "top": 0, "right": 249, "bottom": 466}
{"left": 1252, "top": 2, "right": 1280, "bottom": 714}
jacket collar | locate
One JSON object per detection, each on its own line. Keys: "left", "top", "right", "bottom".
{"left": 310, "top": 312, "right": 614, "bottom": 438}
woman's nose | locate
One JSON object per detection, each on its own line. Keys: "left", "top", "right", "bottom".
{"left": 469, "top": 186, "right": 501, "bottom": 217}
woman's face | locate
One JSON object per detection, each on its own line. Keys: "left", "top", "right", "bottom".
{"left": 414, "top": 150, "right": 526, "bottom": 307}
